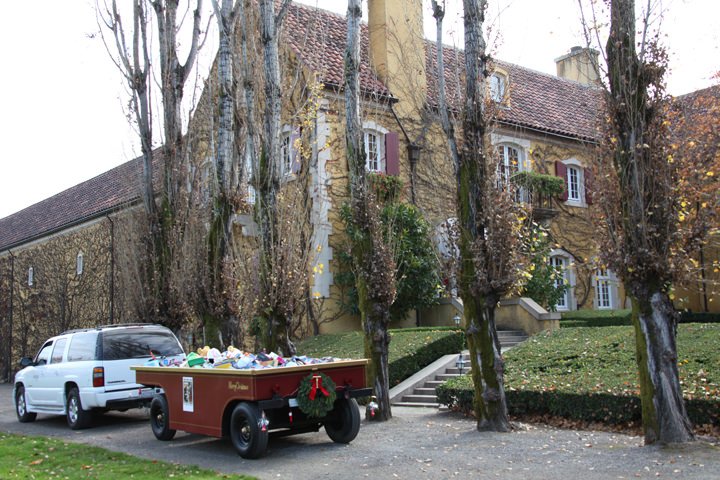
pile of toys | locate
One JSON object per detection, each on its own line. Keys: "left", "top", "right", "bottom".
{"left": 146, "top": 345, "right": 342, "bottom": 370}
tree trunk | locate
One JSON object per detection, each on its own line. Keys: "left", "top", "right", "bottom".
{"left": 632, "top": 291, "right": 694, "bottom": 443}
{"left": 605, "top": 0, "right": 695, "bottom": 444}
{"left": 344, "top": 0, "right": 395, "bottom": 421}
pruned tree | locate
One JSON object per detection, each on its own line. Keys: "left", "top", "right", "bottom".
{"left": 344, "top": 0, "right": 397, "bottom": 421}
{"left": 592, "top": 0, "right": 696, "bottom": 444}
{"left": 432, "top": 0, "right": 523, "bottom": 432}
{"left": 97, "top": 0, "right": 205, "bottom": 333}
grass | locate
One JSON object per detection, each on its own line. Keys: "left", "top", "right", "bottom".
{"left": 437, "top": 323, "right": 720, "bottom": 427}
{"left": 504, "top": 323, "right": 719, "bottom": 401}
{"left": 0, "top": 433, "right": 255, "bottom": 480}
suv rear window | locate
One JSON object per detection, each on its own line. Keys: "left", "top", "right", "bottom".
{"left": 101, "top": 329, "right": 183, "bottom": 360}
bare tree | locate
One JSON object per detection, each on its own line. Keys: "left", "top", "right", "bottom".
{"left": 344, "top": 0, "right": 397, "bottom": 421}
{"left": 432, "top": 0, "right": 522, "bottom": 432}
{"left": 596, "top": 0, "right": 695, "bottom": 444}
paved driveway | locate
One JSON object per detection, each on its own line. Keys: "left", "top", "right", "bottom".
{"left": 1, "top": 383, "right": 717, "bottom": 479}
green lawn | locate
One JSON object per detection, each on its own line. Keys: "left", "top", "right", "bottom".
{"left": 0, "top": 433, "right": 255, "bottom": 480}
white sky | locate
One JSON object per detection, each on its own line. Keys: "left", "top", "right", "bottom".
{"left": 0, "top": 0, "right": 717, "bottom": 219}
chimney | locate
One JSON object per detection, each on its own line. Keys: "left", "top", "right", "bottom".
{"left": 555, "top": 46, "right": 600, "bottom": 86}
{"left": 368, "top": 0, "right": 426, "bottom": 117}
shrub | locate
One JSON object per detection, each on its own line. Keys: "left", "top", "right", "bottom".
{"left": 560, "top": 309, "right": 631, "bottom": 327}
{"left": 438, "top": 324, "right": 720, "bottom": 428}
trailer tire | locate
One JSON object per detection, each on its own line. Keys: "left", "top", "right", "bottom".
{"left": 230, "top": 402, "right": 268, "bottom": 459}
{"left": 150, "top": 395, "right": 176, "bottom": 441}
{"left": 324, "top": 398, "right": 360, "bottom": 443}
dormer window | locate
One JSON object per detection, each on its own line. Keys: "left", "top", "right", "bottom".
{"left": 490, "top": 73, "right": 507, "bottom": 103}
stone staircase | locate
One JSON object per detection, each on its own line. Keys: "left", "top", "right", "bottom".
{"left": 391, "top": 329, "right": 528, "bottom": 408}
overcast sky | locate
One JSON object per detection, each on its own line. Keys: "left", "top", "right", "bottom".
{"left": 0, "top": 0, "right": 717, "bottom": 219}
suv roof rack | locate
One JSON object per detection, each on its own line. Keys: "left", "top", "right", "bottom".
{"left": 60, "top": 323, "right": 155, "bottom": 335}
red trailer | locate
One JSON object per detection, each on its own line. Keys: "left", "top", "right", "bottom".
{"left": 132, "top": 359, "right": 370, "bottom": 459}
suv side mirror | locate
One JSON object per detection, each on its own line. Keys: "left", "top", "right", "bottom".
{"left": 20, "top": 357, "right": 35, "bottom": 368}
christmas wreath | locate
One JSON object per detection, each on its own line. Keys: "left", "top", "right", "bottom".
{"left": 296, "top": 372, "right": 337, "bottom": 418}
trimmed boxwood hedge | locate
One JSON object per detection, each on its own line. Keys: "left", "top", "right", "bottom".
{"left": 437, "top": 324, "right": 720, "bottom": 428}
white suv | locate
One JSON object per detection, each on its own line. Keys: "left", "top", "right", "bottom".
{"left": 13, "top": 323, "right": 185, "bottom": 429}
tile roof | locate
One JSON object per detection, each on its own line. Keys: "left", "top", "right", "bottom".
{"left": 0, "top": 3, "right": 615, "bottom": 250}
{"left": 284, "top": 3, "right": 390, "bottom": 98}
{"left": 0, "top": 156, "right": 151, "bottom": 251}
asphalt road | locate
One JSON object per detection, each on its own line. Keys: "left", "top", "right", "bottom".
{"left": 1, "top": 383, "right": 718, "bottom": 480}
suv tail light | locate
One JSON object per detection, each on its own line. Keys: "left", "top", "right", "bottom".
{"left": 93, "top": 367, "right": 105, "bottom": 387}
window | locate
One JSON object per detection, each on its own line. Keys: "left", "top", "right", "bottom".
{"left": 51, "top": 338, "right": 67, "bottom": 364}
{"left": 245, "top": 149, "right": 256, "bottom": 204}
{"left": 496, "top": 144, "right": 520, "bottom": 185}
{"left": 68, "top": 332, "right": 98, "bottom": 362}
{"left": 490, "top": 73, "right": 507, "bottom": 103}
{"left": 76, "top": 252, "right": 84, "bottom": 275}
{"left": 595, "top": 269, "right": 615, "bottom": 309}
{"left": 280, "top": 134, "right": 292, "bottom": 175}
{"left": 550, "top": 256, "right": 569, "bottom": 310}
{"left": 568, "top": 166, "right": 581, "bottom": 201}
{"left": 364, "top": 130, "right": 384, "bottom": 172}
{"left": 28, "top": 266, "right": 34, "bottom": 287}
{"left": 556, "top": 159, "right": 591, "bottom": 206}
{"left": 35, "top": 342, "right": 53, "bottom": 366}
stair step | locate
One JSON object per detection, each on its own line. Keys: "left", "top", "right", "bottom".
{"left": 424, "top": 380, "right": 444, "bottom": 388}
{"left": 414, "top": 387, "right": 437, "bottom": 395}
{"left": 402, "top": 394, "right": 438, "bottom": 403}
{"left": 435, "top": 373, "right": 461, "bottom": 381}
{"left": 444, "top": 367, "right": 470, "bottom": 375}
{"left": 393, "top": 401, "right": 439, "bottom": 408}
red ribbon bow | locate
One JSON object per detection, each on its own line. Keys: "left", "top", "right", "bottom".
{"left": 308, "top": 375, "right": 330, "bottom": 400}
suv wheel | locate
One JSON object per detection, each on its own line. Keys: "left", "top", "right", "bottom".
{"left": 15, "top": 386, "right": 37, "bottom": 423}
{"left": 66, "top": 388, "right": 92, "bottom": 430}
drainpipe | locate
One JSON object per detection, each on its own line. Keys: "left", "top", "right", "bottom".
{"left": 106, "top": 216, "right": 115, "bottom": 324}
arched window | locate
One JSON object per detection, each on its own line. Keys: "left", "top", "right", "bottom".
{"left": 76, "top": 251, "right": 84, "bottom": 276}
{"left": 28, "top": 266, "right": 34, "bottom": 286}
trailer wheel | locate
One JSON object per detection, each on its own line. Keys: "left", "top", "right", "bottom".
{"left": 150, "top": 395, "right": 176, "bottom": 441}
{"left": 230, "top": 402, "right": 268, "bottom": 459}
{"left": 324, "top": 398, "right": 360, "bottom": 443}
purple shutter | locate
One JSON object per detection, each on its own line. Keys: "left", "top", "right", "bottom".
{"left": 555, "top": 161, "right": 568, "bottom": 201}
{"left": 584, "top": 167, "right": 594, "bottom": 205}
{"left": 290, "top": 128, "right": 301, "bottom": 174}
{"left": 385, "top": 132, "right": 400, "bottom": 176}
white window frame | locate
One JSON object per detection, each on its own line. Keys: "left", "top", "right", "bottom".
{"left": 490, "top": 73, "right": 507, "bottom": 103}
{"left": 28, "top": 266, "right": 34, "bottom": 287}
{"left": 549, "top": 249, "right": 576, "bottom": 311}
{"left": 76, "top": 251, "right": 84, "bottom": 276}
{"left": 495, "top": 141, "right": 528, "bottom": 201}
{"left": 562, "top": 158, "right": 586, "bottom": 207}
{"left": 362, "top": 121, "right": 388, "bottom": 173}
{"left": 595, "top": 269, "right": 616, "bottom": 309}
{"left": 245, "top": 149, "right": 256, "bottom": 205}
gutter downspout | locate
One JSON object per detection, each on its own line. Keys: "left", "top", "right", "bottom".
{"left": 106, "top": 216, "right": 115, "bottom": 324}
